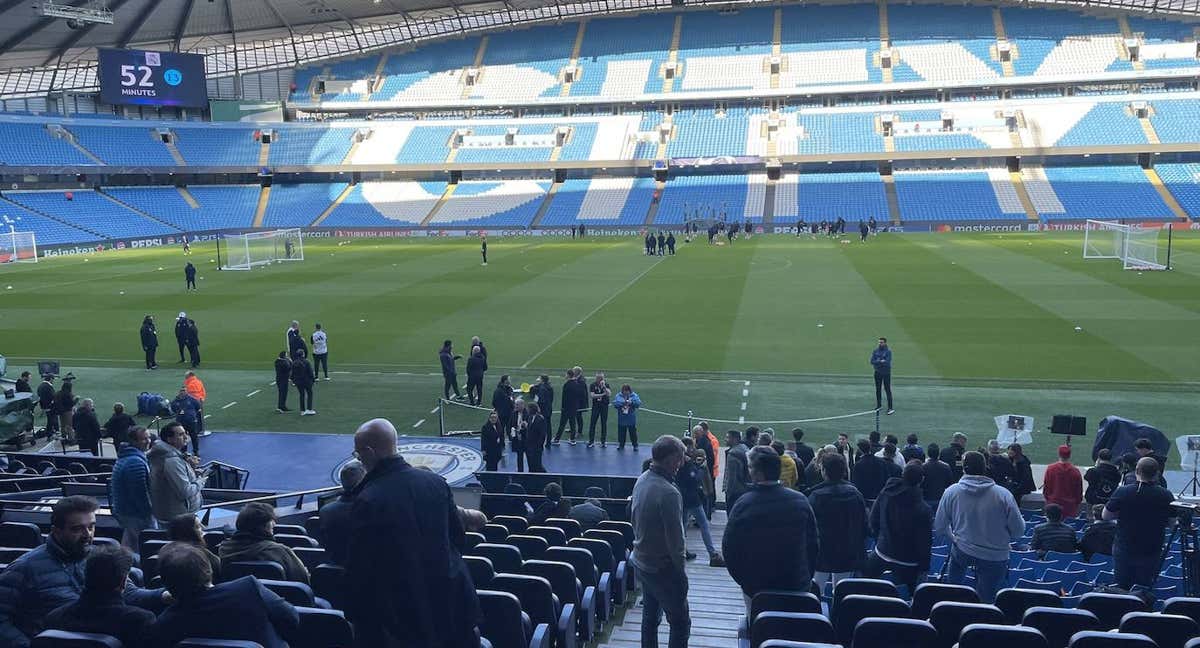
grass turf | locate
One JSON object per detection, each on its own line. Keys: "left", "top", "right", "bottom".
{"left": 2, "top": 230, "right": 1197, "bottom": 466}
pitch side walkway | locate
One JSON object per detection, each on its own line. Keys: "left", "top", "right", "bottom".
{"left": 599, "top": 510, "right": 743, "bottom": 648}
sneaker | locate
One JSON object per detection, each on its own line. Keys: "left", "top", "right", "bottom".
{"left": 601, "top": 443, "right": 607, "bottom": 449}
{"left": 552, "top": 440, "right": 561, "bottom": 446}
{"left": 324, "top": 377, "right": 331, "bottom": 381}
{"left": 276, "top": 408, "right": 285, "bottom": 413}
{"left": 309, "top": 410, "right": 317, "bottom": 415}
{"left": 569, "top": 440, "right": 577, "bottom": 446}
{"left": 685, "top": 552, "right": 697, "bottom": 561}
{"left": 199, "top": 431, "right": 212, "bottom": 437}
{"left": 279, "top": 407, "right": 291, "bottom": 412}
{"left": 887, "top": 409, "right": 895, "bottom": 415}
{"left": 709, "top": 553, "right": 726, "bottom": 568}
{"left": 587, "top": 443, "right": 595, "bottom": 449}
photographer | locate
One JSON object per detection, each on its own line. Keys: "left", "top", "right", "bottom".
{"left": 1103, "top": 456, "right": 1175, "bottom": 592}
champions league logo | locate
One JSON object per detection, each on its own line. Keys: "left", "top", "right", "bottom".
{"left": 333, "top": 441, "right": 483, "bottom": 486}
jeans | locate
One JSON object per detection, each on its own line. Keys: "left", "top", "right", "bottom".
{"left": 947, "top": 545, "right": 1007, "bottom": 603}
{"left": 682, "top": 505, "right": 716, "bottom": 555}
{"left": 638, "top": 565, "right": 690, "bottom": 648}
{"left": 296, "top": 384, "right": 313, "bottom": 411}
{"left": 1114, "top": 545, "right": 1160, "bottom": 590}
{"left": 874, "top": 371, "right": 893, "bottom": 410}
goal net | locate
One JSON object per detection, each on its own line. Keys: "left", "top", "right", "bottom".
{"left": 1082, "top": 220, "right": 1169, "bottom": 270}
{"left": 221, "top": 229, "right": 304, "bottom": 270}
{"left": 0, "top": 230, "right": 37, "bottom": 264}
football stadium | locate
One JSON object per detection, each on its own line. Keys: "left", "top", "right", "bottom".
{"left": 0, "top": 0, "right": 1199, "bottom": 646}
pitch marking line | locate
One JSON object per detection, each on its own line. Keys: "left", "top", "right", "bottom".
{"left": 246, "top": 390, "right": 260, "bottom": 398}
{"left": 430, "top": 407, "right": 440, "bottom": 414}
{"left": 221, "top": 401, "right": 238, "bottom": 410}
{"left": 413, "top": 419, "right": 426, "bottom": 428}
{"left": 521, "top": 257, "right": 665, "bottom": 368}
{"left": 742, "top": 389, "right": 749, "bottom": 397}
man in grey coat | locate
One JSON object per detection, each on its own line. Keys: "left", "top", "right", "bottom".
{"left": 149, "top": 422, "right": 206, "bottom": 525}
{"left": 631, "top": 435, "right": 690, "bottom": 648}
{"left": 724, "top": 430, "right": 750, "bottom": 510}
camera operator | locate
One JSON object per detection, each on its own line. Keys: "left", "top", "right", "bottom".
{"left": 1103, "top": 456, "right": 1175, "bottom": 592}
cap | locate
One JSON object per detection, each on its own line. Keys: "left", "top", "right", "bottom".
{"left": 1058, "top": 445, "right": 1072, "bottom": 459}
{"left": 178, "top": 311, "right": 186, "bottom": 319}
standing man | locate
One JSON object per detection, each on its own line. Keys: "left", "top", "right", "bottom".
{"left": 184, "top": 262, "right": 197, "bottom": 290}
{"left": 531, "top": 375, "right": 553, "bottom": 445}
{"left": 311, "top": 324, "right": 329, "bottom": 381}
{"left": 184, "top": 318, "right": 200, "bottom": 368}
{"left": 587, "top": 372, "right": 612, "bottom": 448}
{"left": 934, "top": 451, "right": 1025, "bottom": 603}
{"left": 555, "top": 367, "right": 586, "bottom": 446}
{"left": 724, "top": 430, "right": 750, "bottom": 510}
{"left": 480, "top": 235, "right": 488, "bottom": 266}
{"left": 657, "top": 231, "right": 666, "bottom": 256}
{"left": 724, "top": 447, "right": 820, "bottom": 613}
{"left": 870, "top": 337, "right": 894, "bottom": 415}
{"left": 274, "top": 352, "right": 292, "bottom": 413}
{"left": 182, "top": 235, "right": 191, "bottom": 255}
{"left": 1104, "top": 456, "right": 1175, "bottom": 592}
{"left": 438, "top": 340, "right": 462, "bottom": 401}
{"left": 808, "top": 452, "right": 867, "bottom": 591}
{"left": 631, "top": 436, "right": 690, "bottom": 648}
{"left": 184, "top": 371, "right": 207, "bottom": 438}
{"left": 859, "top": 220, "right": 869, "bottom": 243}
{"left": 286, "top": 321, "right": 307, "bottom": 361}
{"left": 111, "top": 426, "right": 153, "bottom": 550}
{"left": 1084, "top": 449, "right": 1121, "bottom": 518}
{"left": 36, "top": 374, "right": 57, "bottom": 436}
{"left": 492, "top": 375, "right": 515, "bottom": 442}
{"left": 102, "top": 403, "right": 137, "bottom": 449}
{"left": 865, "top": 461, "right": 932, "bottom": 594}
{"left": 1134, "top": 438, "right": 1169, "bottom": 488}
{"left": 149, "top": 422, "right": 205, "bottom": 525}
{"left": 170, "top": 389, "right": 202, "bottom": 456}
{"left": 666, "top": 231, "right": 676, "bottom": 255}
{"left": 868, "top": 216, "right": 877, "bottom": 235}
{"left": 480, "top": 411, "right": 503, "bottom": 472}
{"left": 174, "top": 313, "right": 189, "bottom": 364}
{"left": 524, "top": 403, "right": 548, "bottom": 473}
{"left": 346, "top": 419, "right": 482, "bottom": 647}
{"left": 292, "top": 350, "right": 316, "bottom": 416}
{"left": 613, "top": 384, "right": 641, "bottom": 451}
{"left": 14, "top": 371, "right": 31, "bottom": 395}
{"left": 140, "top": 316, "right": 159, "bottom": 370}
{"left": 72, "top": 399, "right": 102, "bottom": 457}
{"left": 1043, "top": 445, "right": 1084, "bottom": 518}
{"left": 465, "top": 346, "right": 486, "bottom": 407}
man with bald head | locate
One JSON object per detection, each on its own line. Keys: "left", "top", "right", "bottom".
{"left": 344, "top": 419, "right": 481, "bottom": 647}
{"left": 1104, "top": 456, "right": 1175, "bottom": 591}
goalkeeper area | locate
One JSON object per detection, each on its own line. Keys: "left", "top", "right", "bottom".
{"left": 219, "top": 228, "right": 305, "bottom": 270}
{"left": 0, "top": 230, "right": 37, "bottom": 264}
{"left": 2, "top": 230, "right": 1199, "bottom": 467}
{"left": 1083, "top": 219, "right": 1172, "bottom": 270}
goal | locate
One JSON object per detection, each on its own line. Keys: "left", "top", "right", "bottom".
{"left": 220, "top": 229, "right": 304, "bottom": 270}
{"left": 0, "top": 230, "right": 37, "bottom": 264}
{"left": 1082, "top": 220, "right": 1171, "bottom": 271}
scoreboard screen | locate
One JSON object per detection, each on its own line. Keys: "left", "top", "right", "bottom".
{"left": 98, "top": 49, "right": 208, "bottom": 108}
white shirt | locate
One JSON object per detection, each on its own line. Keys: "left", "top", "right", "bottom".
{"left": 311, "top": 330, "right": 328, "bottom": 355}
{"left": 876, "top": 448, "right": 905, "bottom": 468}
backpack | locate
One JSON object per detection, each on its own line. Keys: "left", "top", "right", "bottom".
{"left": 136, "top": 392, "right": 171, "bottom": 417}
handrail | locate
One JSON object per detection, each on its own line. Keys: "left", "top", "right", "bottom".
{"left": 1, "top": 472, "right": 112, "bottom": 483}
{"left": 197, "top": 485, "right": 341, "bottom": 525}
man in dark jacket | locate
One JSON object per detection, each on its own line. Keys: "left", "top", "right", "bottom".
{"left": 1084, "top": 449, "right": 1122, "bottom": 516}
{"left": 465, "top": 346, "right": 486, "bottom": 406}
{"left": 1007, "top": 443, "right": 1036, "bottom": 504}
{"left": 808, "top": 452, "right": 868, "bottom": 591}
{"left": 37, "top": 374, "right": 57, "bottom": 435}
{"left": 150, "top": 543, "right": 298, "bottom": 648}
{"left": 555, "top": 367, "right": 587, "bottom": 445}
{"left": 170, "top": 388, "right": 202, "bottom": 454}
{"left": 140, "top": 315, "right": 159, "bottom": 370}
{"left": 851, "top": 439, "right": 890, "bottom": 501}
{"left": 870, "top": 337, "right": 894, "bottom": 414}
{"left": 174, "top": 313, "right": 189, "bottom": 363}
{"left": 110, "top": 427, "right": 153, "bottom": 550}
{"left": 948, "top": 433, "right": 968, "bottom": 480}
{"left": 291, "top": 349, "right": 316, "bottom": 416}
{"left": 346, "top": 418, "right": 481, "bottom": 648}
{"left": 492, "top": 375, "right": 514, "bottom": 440}
{"left": 1030, "top": 503, "right": 1078, "bottom": 558}
{"left": 14, "top": 371, "right": 32, "bottom": 394}
{"left": 73, "top": 398, "right": 103, "bottom": 456}
{"left": 185, "top": 318, "right": 201, "bottom": 368}
{"left": 286, "top": 320, "right": 307, "bottom": 361}
{"left": 792, "top": 428, "right": 815, "bottom": 469}
{"left": 865, "top": 461, "right": 932, "bottom": 593}
{"left": 0, "top": 496, "right": 163, "bottom": 648}
{"left": 530, "top": 375, "right": 553, "bottom": 447}
{"left": 102, "top": 402, "right": 137, "bottom": 449}
{"left": 274, "top": 351, "right": 291, "bottom": 412}
{"left": 723, "top": 447, "right": 819, "bottom": 611}
{"left": 438, "top": 340, "right": 462, "bottom": 401}
{"left": 922, "top": 443, "right": 953, "bottom": 511}
{"left": 1079, "top": 504, "right": 1117, "bottom": 561}
{"left": 986, "top": 440, "right": 1015, "bottom": 491}
{"left": 569, "top": 487, "right": 610, "bottom": 531}
{"left": 43, "top": 545, "right": 156, "bottom": 648}
{"left": 723, "top": 430, "right": 750, "bottom": 510}
{"left": 184, "top": 262, "right": 197, "bottom": 290}
{"left": 901, "top": 434, "right": 925, "bottom": 463}
{"left": 678, "top": 439, "right": 723, "bottom": 565}
{"left": 524, "top": 402, "right": 549, "bottom": 472}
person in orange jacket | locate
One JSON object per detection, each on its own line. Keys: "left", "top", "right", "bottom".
{"left": 183, "top": 371, "right": 208, "bottom": 438}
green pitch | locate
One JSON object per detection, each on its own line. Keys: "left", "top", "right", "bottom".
{"left": 2, "top": 230, "right": 1198, "bottom": 465}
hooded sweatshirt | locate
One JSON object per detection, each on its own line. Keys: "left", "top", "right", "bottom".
{"left": 870, "top": 477, "right": 932, "bottom": 570}
{"left": 147, "top": 440, "right": 203, "bottom": 522}
{"left": 933, "top": 474, "right": 1025, "bottom": 562}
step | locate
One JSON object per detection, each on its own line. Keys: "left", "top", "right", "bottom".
{"left": 164, "top": 136, "right": 187, "bottom": 166}
{"left": 1117, "top": 15, "right": 1146, "bottom": 71}
{"left": 463, "top": 36, "right": 490, "bottom": 100}
{"left": 561, "top": 21, "right": 588, "bottom": 97}
{"left": 97, "top": 190, "right": 183, "bottom": 232}
{"left": 252, "top": 185, "right": 271, "bottom": 228}
{"left": 762, "top": 180, "right": 776, "bottom": 225}
{"left": 878, "top": 1, "right": 893, "bottom": 84}
{"left": 882, "top": 173, "right": 901, "bottom": 224}
{"left": 1009, "top": 170, "right": 1041, "bottom": 221}
{"left": 662, "top": 15, "right": 683, "bottom": 94}
{"left": 1139, "top": 116, "right": 1161, "bottom": 145}
{"left": 422, "top": 183, "right": 458, "bottom": 226}
{"left": 310, "top": 183, "right": 355, "bottom": 227}
{"left": 367, "top": 52, "right": 390, "bottom": 98}
{"left": 176, "top": 186, "right": 200, "bottom": 208}
{"left": 57, "top": 127, "right": 104, "bottom": 165}
{"left": 1145, "top": 167, "right": 1191, "bottom": 223}
{"left": 258, "top": 142, "right": 270, "bottom": 167}
{"left": 644, "top": 181, "right": 665, "bottom": 225}
{"left": 530, "top": 181, "right": 561, "bottom": 228}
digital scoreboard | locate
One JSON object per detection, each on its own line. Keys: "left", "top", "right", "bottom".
{"left": 98, "top": 48, "right": 208, "bottom": 108}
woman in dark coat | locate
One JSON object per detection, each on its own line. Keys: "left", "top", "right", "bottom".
{"left": 480, "top": 410, "right": 503, "bottom": 472}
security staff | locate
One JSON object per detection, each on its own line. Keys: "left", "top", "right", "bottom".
{"left": 184, "top": 262, "right": 197, "bottom": 290}
{"left": 174, "top": 312, "right": 189, "bottom": 363}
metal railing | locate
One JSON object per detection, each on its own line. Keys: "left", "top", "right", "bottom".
{"left": 196, "top": 485, "right": 341, "bottom": 525}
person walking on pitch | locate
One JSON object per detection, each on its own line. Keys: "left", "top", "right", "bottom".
{"left": 871, "top": 337, "right": 894, "bottom": 415}
{"left": 439, "top": 340, "right": 463, "bottom": 401}
{"left": 274, "top": 351, "right": 292, "bottom": 412}
{"left": 184, "top": 262, "right": 197, "bottom": 290}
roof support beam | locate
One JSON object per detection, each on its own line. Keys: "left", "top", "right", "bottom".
{"left": 260, "top": 0, "right": 300, "bottom": 65}
{"left": 118, "top": 0, "right": 161, "bottom": 48}
{"left": 173, "top": 0, "right": 196, "bottom": 53}
{"left": 0, "top": 0, "right": 92, "bottom": 57}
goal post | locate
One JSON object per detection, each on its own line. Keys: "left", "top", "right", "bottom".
{"left": 219, "top": 229, "right": 304, "bottom": 271}
{"left": 1082, "top": 220, "right": 1170, "bottom": 271}
{"left": 0, "top": 230, "right": 37, "bottom": 264}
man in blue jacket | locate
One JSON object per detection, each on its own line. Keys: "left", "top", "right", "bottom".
{"left": 934, "top": 451, "right": 1025, "bottom": 603}
{"left": 870, "top": 337, "right": 894, "bottom": 415}
{"left": 110, "top": 426, "right": 154, "bottom": 550}
{"left": 0, "top": 496, "right": 164, "bottom": 648}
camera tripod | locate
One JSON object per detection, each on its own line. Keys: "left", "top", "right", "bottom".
{"left": 1162, "top": 509, "right": 1199, "bottom": 597}
{"left": 1180, "top": 451, "right": 1200, "bottom": 498}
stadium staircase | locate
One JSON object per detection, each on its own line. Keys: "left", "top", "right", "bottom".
{"left": 882, "top": 173, "right": 902, "bottom": 224}
{"left": 878, "top": 1, "right": 893, "bottom": 84}
{"left": 176, "top": 187, "right": 200, "bottom": 208}
{"left": 96, "top": 191, "right": 184, "bottom": 232}
{"left": 530, "top": 182, "right": 561, "bottom": 228}
{"left": 58, "top": 130, "right": 104, "bottom": 165}
{"left": 596, "top": 511, "right": 742, "bottom": 648}
{"left": 1008, "top": 171, "right": 1042, "bottom": 221}
{"left": 662, "top": 16, "right": 684, "bottom": 94}
{"left": 1139, "top": 110, "right": 1162, "bottom": 144}
{"left": 770, "top": 9, "right": 783, "bottom": 89}
{"left": 992, "top": 9, "right": 1016, "bottom": 77}
{"left": 762, "top": 181, "right": 776, "bottom": 226}
{"left": 561, "top": 22, "right": 587, "bottom": 97}
{"left": 421, "top": 184, "right": 458, "bottom": 226}
{"left": 366, "top": 53, "right": 390, "bottom": 100}
{"left": 644, "top": 181, "right": 665, "bottom": 225}
{"left": 0, "top": 195, "right": 105, "bottom": 239}
{"left": 164, "top": 135, "right": 187, "bottom": 166}
{"left": 253, "top": 186, "right": 272, "bottom": 227}
{"left": 464, "top": 36, "right": 490, "bottom": 100}
{"left": 310, "top": 184, "right": 355, "bottom": 227}
{"left": 1144, "top": 167, "right": 1192, "bottom": 222}
{"left": 1117, "top": 16, "right": 1146, "bottom": 72}
{"left": 258, "top": 139, "right": 270, "bottom": 167}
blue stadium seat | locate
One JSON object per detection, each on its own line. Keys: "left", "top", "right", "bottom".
{"left": 291, "top": 547, "right": 327, "bottom": 571}
{"left": 523, "top": 559, "right": 595, "bottom": 643}
{"left": 1163, "top": 597, "right": 1200, "bottom": 625}
{"left": 833, "top": 595, "right": 910, "bottom": 646}
{"left": 1118, "top": 612, "right": 1198, "bottom": 648}
{"left": 740, "top": 591, "right": 823, "bottom": 640}
{"left": 31, "top": 630, "right": 122, "bottom": 648}
{"left": 911, "top": 583, "right": 979, "bottom": 619}
{"left": 259, "top": 579, "right": 329, "bottom": 609}
{"left": 958, "top": 623, "right": 1050, "bottom": 648}
{"left": 996, "top": 588, "right": 1062, "bottom": 623}
{"left": 567, "top": 537, "right": 625, "bottom": 608}
{"left": 222, "top": 561, "right": 285, "bottom": 582}
{"left": 310, "top": 564, "right": 347, "bottom": 611}
{"left": 491, "top": 573, "right": 577, "bottom": 648}
{"left": 478, "top": 589, "right": 551, "bottom": 648}
{"left": 543, "top": 518, "right": 582, "bottom": 541}
{"left": 466, "top": 555, "right": 496, "bottom": 588}
{"left": 492, "top": 515, "right": 530, "bottom": 535}
{"left": 751, "top": 612, "right": 836, "bottom": 648}
{"left": 471, "top": 543, "right": 524, "bottom": 575}
{"left": 929, "top": 602, "right": 1005, "bottom": 648}
{"left": 525, "top": 526, "right": 568, "bottom": 548}
{"left": 1023, "top": 607, "right": 1100, "bottom": 648}
{"left": 1078, "top": 593, "right": 1148, "bottom": 630}
{"left": 506, "top": 535, "right": 550, "bottom": 561}
{"left": 852, "top": 617, "right": 937, "bottom": 648}
{"left": 0, "top": 522, "right": 42, "bottom": 548}
{"left": 294, "top": 606, "right": 354, "bottom": 648}
{"left": 1069, "top": 631, "right": 1158, "bottom": 648}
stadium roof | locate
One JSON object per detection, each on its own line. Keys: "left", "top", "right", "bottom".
{"left": 0, "top": 0, "right": 1196, "bottom": 97}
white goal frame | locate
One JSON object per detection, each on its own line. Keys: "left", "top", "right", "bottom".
{"left": 1082, "top": 220, "right": 1170, "bottom": 271}
{"left": 220, "top": 228, "right": 304, "bottom": 270}
{"left": 0, "top": 230, "right": 37, "bottom": 264}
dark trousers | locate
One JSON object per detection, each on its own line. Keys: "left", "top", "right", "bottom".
{"left": 555, "top": 410, "right": 581, "bottom": 442}
{"left": 484, "top": 454, "right": 500, "bottom": 472}
{"left": 638, "top": 565, "right": 690, "bottom": 648}
{"left": 42, "top": 406, "right": 58, "bottom": 434}
{"left": 443, "top": 373, "right": 461, "bottom": 399}
{"left": 177, "top": 340, "right": 186, "bottom": 362}
{"left": 186, "top": 277, "right": 196, "bottom": 289}
{"left": 589, "top": 407, "right": 609, "bottom": 445}
{"left": 296, "top": 384, "right": 313, "bottom": 411}
{"left": 181, "top": 419, "right": 199, "bottom": 455}
{"left": 313, "top": 353, "right": 328, "bottom": 378}
{"left": 513, "top": 447, "right": 526, "bottom": 472}
{"left": 863, "top": 550, "right": 922, "bottom": 595}
{"left": 1114, "top": 546, "right": 1160, "bottom": 590}
{"left": 482, "top": 250, "right": 487, "bottom": 264}
{"left": 79, "top": 436, "right": 100, "bottom": 456}
{"left": 466, "top": 377, "right": 483, "bottom": 406}
{"left": 186, "top": 344, "right": 200, "bottom": 367}
{"left": 144, "top": 347, "right": 157, "bottom": 369}
{"left": 618, "top": 424, "right": 638, "bottom": 449}
{"left": 526, "top": 446, "right": 546, "bottom": 473}
{"left": 874, "top": 371, "right": 893, "bottom": 410}
{"left": 276, "top": 382, "right": 289, "bottom": 410}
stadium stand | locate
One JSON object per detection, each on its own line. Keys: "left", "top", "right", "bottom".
{"left": 67, "top": 125, "right": 176, "bottom": 166}
{"left": 267, "top": 128, "right": 356, "bottom": 166}
{"left": 1155, "top": 163, "right": 1200, "bottom": 219}
{"left": 541, "top": 177, "right": 657, "bottom": 227}
{"left": 324, "top": 181, "right": 447, "bottom": 226}
{"left": 0, "top": 197, "right": 99, "bottom": 244}
{"left": 0, "top": 121, "right": 95, "bottom": 166}
{"left": 655, "top": 174, "right": 761, "bottom": 224}
{"left": 1030, "top": 165, "right": 1175, "bottom": 220}
{"left": 106, "top": 186, "right": 259, "bottom": 231}
{"left": 797, "top": 171, "right": 890, "bottom": 221}
{"left": 262, "top": 183, "right": 347, "bottom": 228}
{"left": 888, "top": 5, "right": 1004, "bottom": 83}
{"left": 172, "top": 127, "right": 260, "bottom": 166}
{"left": 428, "top": 180, "right": 549, "bottom": 227}
{"left": 894, "top": 169, "right": 1027, "bottom": 221}
{"left": 572, "top": 14, "right": 675, "bottom": 97}
{"left": 374, "top": 39, "right": 481, "bottom": 102}
{"left": 5, "top": 190, "right": 180, "bottom": 239}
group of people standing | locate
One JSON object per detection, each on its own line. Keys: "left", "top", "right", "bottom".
{"left": 137, "top": 313, "right": 200, "bottom": 370}
{"left": 644, "top": 231, "right": 676, "bottom": 256}
{"left": 276, "top": 320, "right": 330, "bottom": 416}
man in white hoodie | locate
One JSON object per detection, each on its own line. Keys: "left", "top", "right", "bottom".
{"left": 934, "top": 451, "right": 1025, "bottom": 603}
